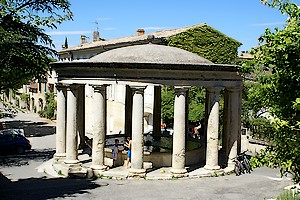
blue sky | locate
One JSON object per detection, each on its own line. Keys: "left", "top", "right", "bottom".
{"left": 46, "top": 0, "right": 299, "bottom": 52}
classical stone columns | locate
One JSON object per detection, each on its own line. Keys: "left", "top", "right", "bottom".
{"left": 64, "top": 85, "right": 80, "bottom": 164}
{"left": 54, "top": 84, "right": 67, "bottom": 163}
{"left": 204, "top": 87, "right": 221, "bottom": 170}
{"left": 130, "top": 86, "right": 146, "bottom": 175}
{"left": 90, "top": 85, "right": 107, "bottom": 171}
{"left": 226, "top": 87, "right": 242, "bottom": 167}
{"left": 170, "top": 86, "right": 189, "bottom": 175}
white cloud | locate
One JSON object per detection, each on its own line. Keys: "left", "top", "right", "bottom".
{"left": 46, "top": 31, "right": 92, "bottom": 35}
{"left": 251, "top": 22, "right": 286, "bottom": 26}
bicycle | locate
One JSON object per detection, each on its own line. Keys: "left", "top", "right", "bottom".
{"left": 232, "top": 151, "right": 252, "bottom": 176}
{"left": 232, "top": 156, "right": 244, "bottom": 176}
{"left": 240, "top": 151, "right": 252, "bottom": 173}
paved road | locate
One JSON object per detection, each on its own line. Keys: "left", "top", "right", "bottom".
{"left": 0, "top": 109, "right": 294, "bottom": 200}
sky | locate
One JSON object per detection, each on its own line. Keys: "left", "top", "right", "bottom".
{"left": 46, "top": 0, "right": 299, "bottom": 52}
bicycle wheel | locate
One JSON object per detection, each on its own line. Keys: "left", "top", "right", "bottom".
{"left": 238, "top": 161, "right": 245, "bottom": 174}
{"left": 234, "top": 164, "right": 240, "bottom": 176}
{"left": 244, "top": 157, "right": 251, "bottom": 173}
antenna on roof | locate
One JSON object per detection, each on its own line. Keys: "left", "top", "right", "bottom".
{"left": 94, "top": 20, "right": 99, "bottom": 32}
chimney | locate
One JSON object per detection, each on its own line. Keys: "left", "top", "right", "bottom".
{"left": 136, "top": 29, "right": 145, "bottom": 36}
{"left": 93, "top": 31, "right": 100, "bottom": 42}
{"left": 80, "top": 35, "right": 87, "bottom": 44}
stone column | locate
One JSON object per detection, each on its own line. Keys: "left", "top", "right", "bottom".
{"left": 204, "top": 87, "right": 221, "bottom": 170}
{"left": 227, "top": 87, "right": 242, "bottom": 167}
{"left": 90, "top": 85, "right": 108, "bottom": 171}
{"left": 153, "top": 86, "right": 161, "bottom": 139}
{"left": 54, "top": 84, "right": 67, "bottom": 163}
{"left": 64, "top": 84, "right": 79, "bottom": 165}
{"left": 170, "top": 86, "right": 189, "bottom": 176}
{"left": 129, "top": 86, "right": 146, "bottom": 176}
{"left": 77, "top": 85, "right": 86, "bottom": 149}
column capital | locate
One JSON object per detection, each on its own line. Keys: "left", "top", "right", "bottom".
{"left": 90, "top": 84, "right": 108, "bottom": 92}
{"left": 226, "top": 87, "right": 243, "bottom": 93}
{"left": 55, "top": 83, "right": 67, "bottom": 91}
{"left": 130, "top": 86, "right": 147, "bottom": 94}
{"left": 206, "top": 86, "right": 223, "bottom": 93}
{"left": 65, "top": 84, "right": 81, "bottom": 91}
{"left": 174, "top": 86, "right": 190, "bottom": 95}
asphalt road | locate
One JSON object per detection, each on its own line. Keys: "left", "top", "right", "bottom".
{"left": 0, "top": 108, "right": 294, "bottom": 200}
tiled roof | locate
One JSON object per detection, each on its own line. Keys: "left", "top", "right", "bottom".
{"left": 59, "top": 23, "right": 208, "bottom": 52}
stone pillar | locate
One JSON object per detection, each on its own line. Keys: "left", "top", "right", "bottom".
{"left": 170, "top": 86, "right": 189, "bottom": 176}
{"left": 125, "top": 85, "right": 133, "bottom": 138}
{"left": 129, "top": 86, "right": 146, "bottom": 176}
{"left": 153, "top": 86, "right": 161, "bottom": 139}
{"left": 227, "top": 87, "right": 242, "bottom": 167}
{"left": 204, "top": 87, "right": 221, "bottom": 170}
{"left": 77, "top": 85, "right": 86, "bottom": 149}
{"left": 90, "top": 85, "right": 108, "bottom": 171}
{"left": 64, "top": 84, "right": 79, "bottom": 165}
{"left": 54, "top": 84, "right": 67, "bottom": 163}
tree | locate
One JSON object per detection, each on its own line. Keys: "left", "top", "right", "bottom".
{"left": 250, "top": 0, "right": 300, "bottom": 182}
{"left": 0, "top": 0, "right": 72, "bottom": 91}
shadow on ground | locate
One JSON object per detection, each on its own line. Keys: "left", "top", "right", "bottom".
{"left": 3, "top": 120, "right": 55, "bottom": 137}
{"left": 0, "top": 175, "right": 106, "bottom": 200}
{"left": 0, "top": 149, "right": 55, "bottom": 167}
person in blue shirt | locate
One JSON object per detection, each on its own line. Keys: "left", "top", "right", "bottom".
{"left": 124, "top": 137, "right": 132, "bottom": 168}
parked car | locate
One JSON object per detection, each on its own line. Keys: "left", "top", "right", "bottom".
{"left": 0, "top": 129, "right": 25, "bottom": 136}
{"left": 0, "top": 134, "right": 31, "bottom": 155}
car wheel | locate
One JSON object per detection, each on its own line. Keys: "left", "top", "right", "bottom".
{"left": 17, "top": 146, "right": 25, "bottom": 154}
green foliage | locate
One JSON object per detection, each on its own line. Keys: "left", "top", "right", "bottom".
{"left": 167, "top": 24, "right": 241, "bottom": 64}
{"left": 0, "top": 0, "right": 72, "bottom": 91}
{"left": 38, "top": 92, "right": 56, "bottom": 120}
{"left": 276, "top": 190, "right": 300, "bottom": 200}
{"left": 161, "top": 86, "right": 174, "bottom": 127}
{"left": 250, "top": 0, "right": 300, "bottom": 183}
{"left": 19, "top": 93, "right": 29, "bottom": 103}
{"left": 188, "top": 87, "right": 206, "bottom": 122}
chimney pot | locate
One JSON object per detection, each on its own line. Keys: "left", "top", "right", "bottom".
{"left": 137, "top": 29, "right": 145, "bottom": 36}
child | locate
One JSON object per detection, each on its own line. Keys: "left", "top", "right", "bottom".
{"left": 124, "top": 137, "right": 132, "bottom": 168}
{"left": 112, "top": 139, "right": 120, "bottom": 166}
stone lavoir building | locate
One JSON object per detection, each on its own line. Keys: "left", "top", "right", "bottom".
{"left": 51, "top": 23, "right": 242, "bottom": 178}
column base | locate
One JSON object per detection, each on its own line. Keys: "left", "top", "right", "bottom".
{"left": 204, "top": 164, "right": 220, "bottom": 171}
{"left": 59, "top": 162, "right": 87, "bottom": 178}
{"left": 170, "top": 168, "right": 188, "bottom": 178}
{"left": 53, "top": 153, "right": 66, "bottom": 164}
{"left": 64, "top": 159, "right": 80, "bottom": 165}
{"left": 90, "top": 164, "right": 108, "bottom": 171}
{"left": 128, "top": 168, "right": 146, "bottom": 178}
